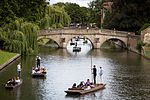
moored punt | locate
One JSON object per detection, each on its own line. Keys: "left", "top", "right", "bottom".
{"left": 5, "top": 79, "right": 23, "bottom": 89}
{"left": 65, "top": 83, "right": 106, "bottom": 95}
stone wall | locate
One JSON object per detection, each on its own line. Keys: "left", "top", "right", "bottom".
{"left": 141, "top": 26, "right": 150, "bottom": 44}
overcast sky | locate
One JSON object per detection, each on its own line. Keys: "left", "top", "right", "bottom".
{"left": 48, "top": 0, "right": 93, "bottom": 7}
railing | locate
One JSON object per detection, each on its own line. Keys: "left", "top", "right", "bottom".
{"left": 39, "top": 28, "right": 135, "bottom": 37}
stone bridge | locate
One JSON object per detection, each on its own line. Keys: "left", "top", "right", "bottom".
{"left": 38, "top": 28, "right": 138, "bottom": 49}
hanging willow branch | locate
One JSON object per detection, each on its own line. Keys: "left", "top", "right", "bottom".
{"left": 1, "top": 18, "right": 39, "bottom": 55}
{"left": 39, "top": 5, "right": 71, "bottom": 29}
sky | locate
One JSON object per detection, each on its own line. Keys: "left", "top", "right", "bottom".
{"left": 47, "top": 0, "right": 93, "bottom": 7}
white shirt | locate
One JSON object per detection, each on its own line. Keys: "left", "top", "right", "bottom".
{"left": 15, "top": 79, "right": 20, "bottom": 83}
{"left": 87, "top": 27, "right": 89, "bottom": 30}
{"left": 32, "top": 70, "right": 36, "bottom": 74}
{"left": 38, "top": 57, "right": 41, "bottom": 60}
{"left": 85, "top": 86, "right": 91, "bottom": 90}
{"left": 17, "top": 64, "right": 21, "bottom": 71}
{"left": 99, "top": 68, "right": 103, "bottom": 76}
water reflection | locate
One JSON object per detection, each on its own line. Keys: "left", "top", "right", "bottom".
{"left": 67, "top": 38, "right": 92, "bottom": 56}
{"left": 15, "top": 86, "right": 21, "bottom": 100}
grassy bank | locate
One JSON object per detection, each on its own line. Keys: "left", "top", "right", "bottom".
{"left": 143, "top": 47, "right": 150, "bottom": 58}
{"left": 145, "top": 51, "right": 150, "bottom": 57}
{"left": 0, "top": 50, "right": 17, "bottom": 65}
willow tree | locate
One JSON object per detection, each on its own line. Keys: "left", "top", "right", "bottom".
{"left": 39, "top": 5, "right": 71, "bottom": 29}
{"left": 0, "top": 18, "right": 39, "bottom": 55}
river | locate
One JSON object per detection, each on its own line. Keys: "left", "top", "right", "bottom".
{"left": 0, "top": 46, "right": 150, "bottom": 100}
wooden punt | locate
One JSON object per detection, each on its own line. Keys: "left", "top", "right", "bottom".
{"left": 65, "top": 83, "right": 106, "bottom": 95}
{"left": 31, "top": 72, "right": 46, "bottom": 77}
{"left": 31, "top": 67, "right": 47, "bottom": 78}
{"left": 5, "top": 79, "right": 23, "bottom": 89}
{"left": 70, "top": 42, "right": 75, "bottom": 45}
{"left": 73, "top": 47, "right": 81, "bottom": 52}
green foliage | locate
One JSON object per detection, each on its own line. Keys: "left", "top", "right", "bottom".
{"left": 0, "top": 0, "right": 18, "bottom": 25}
{"left": 88, "top": 0, "right": 105, "bottom": 26}
{"left": 0, "top": 50, "right": 17, "bottom": 65}
{"left": 16, "top": 0, "right": 47, "bottom": 22}
{"left": 0, "top": 0, "right": 47, "bottom": 26}
{"left": 136, "top": 40, "right": 145, "bottom": 53}
{"left": 0, "top": 18, "right": 39, "bottom": 55}
{"left": 138, "top": 23, "right": 150, "bottom": 35}
{"left": 144, "top": 47, "right": 150, "bottom": 57}
{"left": 39, "top": 5, "right": 71, "bottom": 29}
{"left": 0, "top": 1, "right": 71, "bottom": 55}
{"left": 64, "top": 3, "right": 81, "bottom": 23}
{"left": 54, "top": 2, "right": 91, "bottom": 24}
{"left": 104, "top": 0, "right": 150, "bottom": 32}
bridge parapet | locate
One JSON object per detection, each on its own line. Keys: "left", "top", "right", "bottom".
{"left": 102, "top": 29, "right": 134, "bottom": 36}
{"left": 39, "top": 29, "right": 100, "bottom": 35}
{"left": 39, "top": 28, "right": 134, "bottom": 37}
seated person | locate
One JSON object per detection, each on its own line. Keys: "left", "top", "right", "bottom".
{"left": 35, "top": 67, "right": 39, "bottom": 72}
{"left": 15, "top": 77, "right": 20, "bottom": 83}
{"left": 7, "top": 77, "right": 16, "bottom": 86}
{"left": 41, "top": 67, "right": 46, "bottom": 73}
{"left": 85, "top": 79, "right": 91, "bottom": 86}
{"left": 7, "top": 79, "right": 12, "bottom": 84}
{"left": 43, "top": 68, "right": 47, "bottom": 72}
{"left": 84, "top": 85, "right": 91, "bottom": 90}
{"left": 90, "top": 83, "right": 95, "bottom": 88}
{"left": 72, "top": 83, "right": 77, "bottom": 88}
{"left": 77, "top": 81, "right": 85, "bottom": 88}
{"left": 32, "top": 69, "right": 36, "bottom": 74}
{"left": 37, "top": 70, "right": 42, "bottom": 74}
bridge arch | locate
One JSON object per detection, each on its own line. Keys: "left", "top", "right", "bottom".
{"left": 65, "top": 35, "right": 94, "bottom": 48}
{"left": 100, "top": 37, "right": 127, "bottom": 48}
{"left": 37, "top": 36, "right": 60, "bottom": 47}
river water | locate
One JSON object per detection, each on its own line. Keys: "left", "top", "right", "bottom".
{"left": 0, "top": 45, "right": 150, "bottom": 100}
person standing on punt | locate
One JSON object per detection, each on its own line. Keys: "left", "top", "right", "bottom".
{"left": 92, "top": 65, "right": 97, "bottom": 84}
{"left": 17, "top": 63, "right": 21, "bottom": 78}
{"left": 36, "top": 56, "right": 41, "bottom": 68}
{"left": 99, "top": 67, "right": 103, "bottom": 83}
{"left": 75, "top": 42, "right": 77, "bottom": 47}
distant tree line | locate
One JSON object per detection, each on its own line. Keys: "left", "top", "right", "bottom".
{"left": 88, "top": 0, "right": 150, "bottom": 34}
{"left": 54, "top": 2, "right": 101, "bottom": 27}
{"left": 101, "top": 0, "right": 150, "bottom": 34}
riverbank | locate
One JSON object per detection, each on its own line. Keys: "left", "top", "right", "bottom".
{"left": 0, "top": 50, "right": 20, "bottom": 70}
{"left": 128, "top": 46, "right": 150, "bottom": 61}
